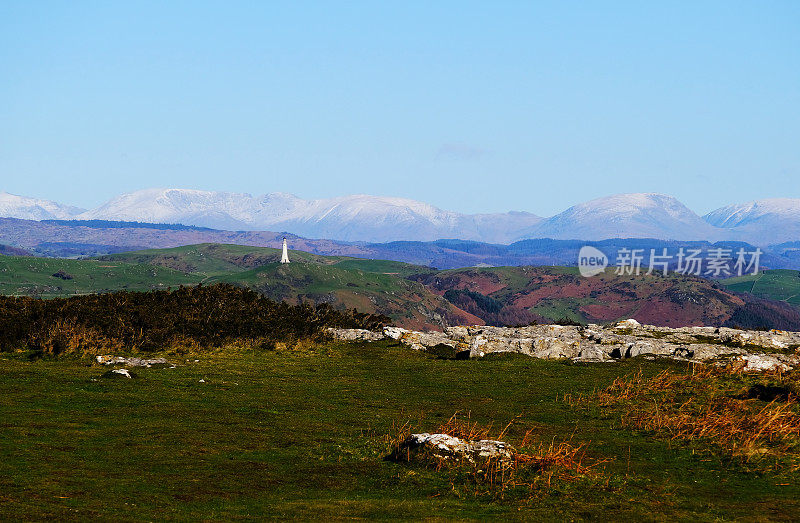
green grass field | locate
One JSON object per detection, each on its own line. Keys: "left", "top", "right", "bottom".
{"left": 529, "top": 297, "right": 593, "bottom": 324}
{"left": 2, "top": 342, "right": 799, "bottom": 520}
{"left": 723, "top": 269, "right": 800, "bottom": 306}
{"left": 0, "top": 255, "right": 201, "bottom": 297}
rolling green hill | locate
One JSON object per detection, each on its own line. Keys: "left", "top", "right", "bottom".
{"left": 0, "top": 256, "right": 200, "bottom": 297}
{"left": 98, "top": 243, "right": 333, "bottom": 276}
{"left": 100, "top": 243, "right": 427, "bottom": 277}
{"left": 100, "top": 248, "right": 454, "bottom": 328}
{"left": 101, "top": 244, "right": 469, "bottom": 330}
{"left": 4, "top": 244, "right": 800, "bottom": 330}
{"left": 206, "top": 261, "right": 463, "bottom": 329}
{"left": 721, "top": 269, "right": 800, "bottom": 306}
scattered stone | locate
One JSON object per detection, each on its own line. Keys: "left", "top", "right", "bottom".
{"left": 576, "top": 345, "right": 610, "bottom": 362}
{"left": 400, "top": 433, "right": 514, "bottom": 464}
{"left": 100, "top": 368, "right": 135, "bottom": 379}
{"left": 96, "top": 355, "right": 170, "bottom": 368}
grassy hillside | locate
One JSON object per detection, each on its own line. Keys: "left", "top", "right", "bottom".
{"left": 4, "top": 244, "right": 800, "bottom": 330}
{"left": 0, "top": 255, "right": 200, "bottom": 297}
{"left": 0, "top": 244, "right": 457, "bottom": 330}
{"left": 101, "top": 243, "right": 427, "bottom": 277}
{"left": 100, "top": 244, "right": 463, "bottom": 330}
{"left": 2, "top": 343, "right": 800, "bottom": 519}
{"left": 722, "top": 269, "right": 800, "bottom": 307}
{"left": 205, "top": 261, "right": 469, "bottom": 330}
{"left": 99, "top": 243, "right": 338, "bottom": 276}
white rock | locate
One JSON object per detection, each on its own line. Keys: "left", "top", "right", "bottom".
{"left": 383, "top": 326, "right": 409, "bottom": 340}
{"left": 96, "top": 355, "right": 170, "bottom": 368}
{"left": 738, "top": 354, "right": 792, "bottom": 372}
{"left": 327, "top": 328, "right": 385, "bottom": 342}
{"left": 404, "top": 433, "right": 514, "bottom": 463}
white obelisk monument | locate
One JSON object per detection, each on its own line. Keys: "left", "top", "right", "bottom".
{"left": 280, "top": 237, "right": 290, "bottom": 264}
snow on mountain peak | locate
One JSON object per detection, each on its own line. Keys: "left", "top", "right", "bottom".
{"left": 565, "top": 193, "right": 693, "bottom": 218}
{"left": 518, "top": 192, "right": 719, "bottom": 242}
{"left": 0, "top": 191, "right": 85, "bottom": 221}
{"left": 74, "top": 188, "right": 541, "bottom": 242}
{"left": 704, "top": 198, "right": 800, "bottom": 228}
{"left": 4, "top": 187, "right": 800, "bottom": 245}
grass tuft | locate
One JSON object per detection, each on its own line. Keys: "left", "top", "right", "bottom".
{"left": 387, "top": 412, "right": 609, "bottom": 500}
{"left": 586, "top": 364, "right": 800, "bottom": 469}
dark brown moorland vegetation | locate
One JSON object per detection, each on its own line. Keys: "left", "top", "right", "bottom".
{"left": 0, "top": 283, "right": 389, "bottom": 357}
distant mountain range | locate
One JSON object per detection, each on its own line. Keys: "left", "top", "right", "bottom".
{"left": 3, "top": 217, "right": 800, "bottom": 272}
{"left": 703, "top": 198, "right": 800, "bottom": 245}
{"left": 0, "top": 192, "right": 86, "bottom": 221}
{"left": 2, "top": 188, "right": 800, "bottom": 245}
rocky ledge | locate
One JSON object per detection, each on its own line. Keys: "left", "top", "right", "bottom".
{"left": 328, "top": 319, "right": 800, "bottom": 371}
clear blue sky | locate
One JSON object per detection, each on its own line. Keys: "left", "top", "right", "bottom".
{"left": 1, "top": 1, "right": 798, "bottom": 216}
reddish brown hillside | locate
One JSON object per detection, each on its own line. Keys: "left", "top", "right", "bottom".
{"left": 410, "top": 267, "right": 800, "bottom": 329}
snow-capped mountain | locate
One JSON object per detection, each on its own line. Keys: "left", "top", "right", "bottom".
{"left": 704, "top": 198, "right": 800, "bottom": 245}
{"left": 517, "top": 193, "right": 722, "bottom": 242}
{"left": 78, "top": 188, "right": 543, "bottom": 243}
{"left": 0, "top": 191, "right": 85, "bottom": 221}
{"left": 79, "top": 188, "right": 263, "bottom": 231}
{"left": 4, "top": 188, "right": 800, "bottom": 245}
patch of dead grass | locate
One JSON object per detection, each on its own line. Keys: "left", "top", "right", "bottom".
{"left": 387, "top": 412, "right": 609, "bottom": 499}
{"left": 582, "top": 364, "right": 800, "bottom": 469}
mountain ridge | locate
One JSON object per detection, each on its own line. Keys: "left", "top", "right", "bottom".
{"left": 0, "top": 191, "right": 86, "bottom": 221}
{"left": 76, "top": 188, "right": 543, "bottom": 243}
{"left": 517, "top": 193, "right": 723, "bottom": 242}
{"left": 2, "top": 188, "right": 800, "bottom": 245}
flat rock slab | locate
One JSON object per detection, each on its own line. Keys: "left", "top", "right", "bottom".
{"left": 400, "top": 433, "right": 514, "bottom": 465}
{"left": 96, "top": 355, "right": 171, "bottom": 368}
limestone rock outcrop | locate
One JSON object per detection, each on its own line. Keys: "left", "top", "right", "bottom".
{"left": 327, "top": 320, "right": 800, "bottom": 370}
